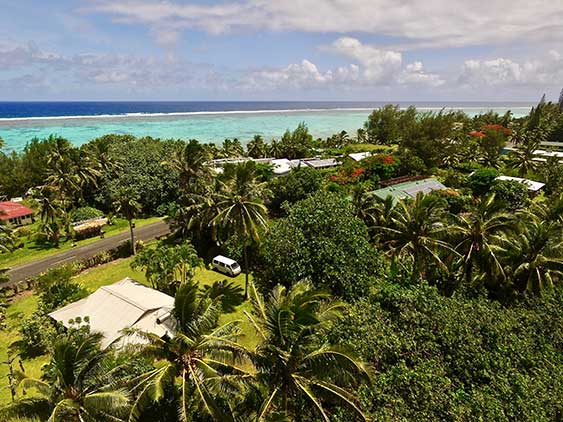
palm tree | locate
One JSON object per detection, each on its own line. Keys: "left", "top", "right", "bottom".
{"left": 129, "top": 280, "right": 247, "bottom": 421}
{"left": 173, "top": 185, "right": 221, "bottom": 241}
{"left": 356, "top": 128, "right": 366, "bottom": 144}
{"left": 529, "top": 192, "right": 563, "bottom": 224}
{"left": 450, "top": 195, "right": 515, "bottom": 284}
{"left": 505, "top": 215, "right": 563, "bottom": 293}
{"left": 33, "top": 186, "right": 64, "bottom": 246}
{"left": 83, "top": 136, "right": 121, "bottom": 175}
{"left": 211, "top": 162, "right": 269, "bottom": 298}
{"left": 222, "top": 138, "right": 244, "bottom": 158}
{"left": 73, "top": 150, "right": 102, "bottom": 200}
{"left": 377, "top": 193, "right": 456, "bottom": 279}
{"left": 243, "top": 281, "right": 371, "bottom": 421}
{"left": 162, "top": 139, "right": 212, "bottom": 195}
{"left": 112, "top": 187, "right": 141, "bottom": 255}
{"left": 268, "top": 140, "right": 282, "bottom": 159}
{"left": 1, "top": 331, "right": 130, "bottom": 422}
{"left": 247, "top": 135, "right": 268, "bottom": 158}
{"left": 131, "top": 240, "right": 203, "bottom": 295}
{"left": 45, "top": 156, "right": 81, "bottom": 211}
{"left": 0, "top": 136, "right": 5, "bottom": 149}
{"left": 350, "top": 181, "right": 375, "bottom": 224}
{"left": 507, "top": 134, "right": 541, "bottom": 177}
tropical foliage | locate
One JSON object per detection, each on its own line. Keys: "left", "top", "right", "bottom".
{"left": 3, "top": 98, "right": 563, "bottom": 420}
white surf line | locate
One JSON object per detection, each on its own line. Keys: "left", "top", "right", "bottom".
{"left": 0, "top": 108, "right": 376, "bottom": 122}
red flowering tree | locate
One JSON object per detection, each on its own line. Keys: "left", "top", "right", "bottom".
{"left": 470, "top": 124, "right": 511, "bottom": 168}
{"left": 360, "top": 153, "right": 400, "bottom": 181}
{"left": 330, "top": 167, "right": 366, "bottom": 184}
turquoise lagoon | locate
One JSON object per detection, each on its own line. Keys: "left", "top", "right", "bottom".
{"left": 0, "top": 106, "right": 532, "bottom": 152}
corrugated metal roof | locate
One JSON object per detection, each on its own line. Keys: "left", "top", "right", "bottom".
{"left": 372, "top": 178, "right": 447, "bottom": 203}
{"left": 0, "top": 201, "right": 34, "bottom": 220}
{"left": 495, "top": 176, "right": 545, "bottom": 192}
{"left": 49, "top": 278, "right": 175, "bottom": 349}
{"left": 304, "top": 158, "right": 339, "bottom": 168}
{"left": 348, "top": 152, "right": 372, "bottom": 162}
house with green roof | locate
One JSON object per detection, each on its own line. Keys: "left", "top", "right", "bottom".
{"left": 371, "top": 178, "right": 447, "bottom": 203}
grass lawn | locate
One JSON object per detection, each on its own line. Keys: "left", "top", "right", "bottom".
{"left": 0, "top": 216, "right": 163, "bottom": 268}
{"left": 0, "top": 255, "right": 258, "bottom": 405}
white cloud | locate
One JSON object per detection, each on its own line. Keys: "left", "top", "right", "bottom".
{"left": 84, "top": 0, "right": 563, "bottom": 48}
{"left": 459, "top": 51, "right": 563, "bottom": 86}
{"left": 328, "top": 37, "right": 402, "bottom": 83}
{"left": 243, "top": 59, "right": 334, "bottom": 90}
{"left": 0, "top": 42, "right": 62, "bottom": 69}
{"left": 0, "top": 42, "right": 210, "bottom": 94}
{"left": 242, "top": 38, "right": 443, "bottom": 91}
{"left": 399, "top": 62, "right": 445, "bottom": 87}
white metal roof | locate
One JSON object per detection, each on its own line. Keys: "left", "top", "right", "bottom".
{"left": 348, "top": 152, "right": 372, "bottom": 162}
{"left": 213, "top": 255, "right": 238, "bottom": 266}
{"left": 495, "top": 176, "right": 545, "bottom": 192}
{"left": 271, "top": 158, "right": 292, "bottom": 175}
{"left": 49, "top": 278, "right": 175, "bottom": 349}
{"left": 304, "top": 158, "right": 339, "bottom": 168}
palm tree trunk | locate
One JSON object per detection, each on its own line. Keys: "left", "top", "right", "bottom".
{"left": 129, "top": 219, "right": 136, "bottom": 255}
{"left": 243, "top": 241, "right": 249, "bottom": 299}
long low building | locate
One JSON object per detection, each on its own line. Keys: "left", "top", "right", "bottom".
{"left": 49, "top": 278, "right": 176, "bottom": 349}
{"left": 210, "top": 156, "right": 341, "bottom": 176}
{"left": 371, "top": 177, "right": 447, "bottom": 203}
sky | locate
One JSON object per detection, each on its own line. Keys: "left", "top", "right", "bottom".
{"left": 1, "top": 0, "right": 563, "bottom": 101}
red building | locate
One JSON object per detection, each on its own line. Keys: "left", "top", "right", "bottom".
{"left": 0, "top": 201, "right": 35, "bottom": 226}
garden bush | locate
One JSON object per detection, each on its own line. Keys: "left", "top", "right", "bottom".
{"left": 258, "top": 191, "right": 385, "bottom": 299}
{"left": 468, "top": 167, "right": 500, "bottom": 195}
{"left": 19, "top": 311, "right": 57, "bottom": 356}
{"left": 490, "top": 179, "right": 529, "bottom": 210}
{"left": 71, "top": 206, "right": 104, "bottom": 223}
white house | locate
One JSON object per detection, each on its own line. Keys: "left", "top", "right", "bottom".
{"left": 49, "top": 278, "right": 176, "bottom": 349}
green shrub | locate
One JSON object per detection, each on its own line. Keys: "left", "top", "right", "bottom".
{"left": 468, "top": 167, "right": 500, "bottom": 195}
{"left": 429, "top": 189, "right": 470, "bottom": 214}
{"left": 35, "top": 265, "right": 86, "bottom": 313}
{"left": 490, "top": 179, "right": 529, "bottom": 210}
{"left": 71, "top": 206, "right": 104, "bottom": 223}
{"left": 268, "top": 166, "right": 324, "bottom": 214}
{"left": 20, "top": 311, "right": 57, "bottom": 356}
{"left": 258, "top": 191, "right": 385, "bottom": 299}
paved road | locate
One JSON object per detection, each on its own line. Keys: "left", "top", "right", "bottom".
{"left": 3, "top": 220, "right": 170, "bottom": 286}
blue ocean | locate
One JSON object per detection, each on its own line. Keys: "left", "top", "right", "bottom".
{"left": 0, "top": 101, "right": 533, "bottom": 152}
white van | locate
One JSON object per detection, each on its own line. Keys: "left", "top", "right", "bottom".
{"left": 211, "top": 255, "right": 241, "bottom": 276}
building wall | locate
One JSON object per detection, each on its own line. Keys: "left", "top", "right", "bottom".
{"left": 4, "top": 214, "right": 34, "bottom": 227}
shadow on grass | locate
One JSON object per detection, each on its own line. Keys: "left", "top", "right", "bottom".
{"left": 0, "top": 399, "right": 51, "bottom": 421}
{"left": 27, "top": 241, "right": 63, "bottom": 251}
{"left": 201, "top": 280, "right": 244, "bottom": 313}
